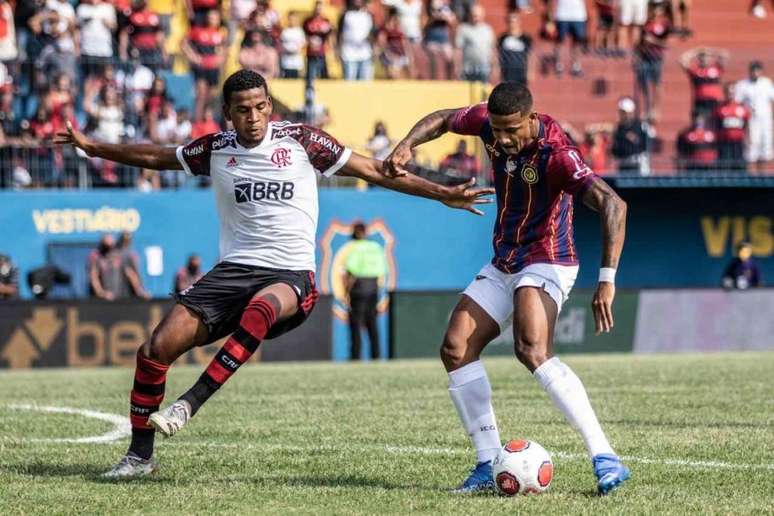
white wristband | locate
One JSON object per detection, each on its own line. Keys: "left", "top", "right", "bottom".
{"left": 599, "top": 267, "right": 616, "bottom": 284}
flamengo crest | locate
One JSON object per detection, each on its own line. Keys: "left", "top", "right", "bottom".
{"left": 271, "top": 147, "right": 292, "bottom": 168}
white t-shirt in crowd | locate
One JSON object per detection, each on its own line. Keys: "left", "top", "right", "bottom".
{"left": 47, "top": 0, "right": 76, "bottom": 23}
{"left": 555, "top": 0, "right": 587, "bottom": 22}
{"left": 280, "top": 26, "right": 305, "bottom": 71}
{"left": 156, "top": 113, "right": 178, "bottom": 144}
{"left": 735, "top": 76, "right": 774, "bottom": 120}
{"left": 382, "top": 0, "right": 422, "bottom": 41}
{"left": 93, "top": 104, "right": 123, "bottom": 144}
{"left": 77, "top": 2, "right": 116, "bottom": 57}
{"left": 230, "top": 0, "right": 257, "bottom": 22}
{"left": 456, "top": 22, "right": 494, "bottom": 71}
{"left": 0, "top": 3, "right": 17, "bottom": 61}
{"left": 339, "top": 9, "right": 373, "bottom": 62}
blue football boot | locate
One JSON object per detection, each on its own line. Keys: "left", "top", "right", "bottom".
{"left": 452, "top": 461, "right": 495, "bottom": 494}
{"left": 593, "top": 454, "right": 631, "bottom": 495}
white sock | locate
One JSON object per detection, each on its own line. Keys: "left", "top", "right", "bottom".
{"left": 448, "top": 360, "right": 502, "bottom": 464}
{"left": 533, "top": 357, "right": 615, "bottom": 459}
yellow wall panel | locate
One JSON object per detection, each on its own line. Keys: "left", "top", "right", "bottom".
{"left": 268, "top": 80, "right": 488, "bottom": 166}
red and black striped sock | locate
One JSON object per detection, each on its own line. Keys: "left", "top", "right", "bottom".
{"left": 128, "top": 349, "right": 169, "bottom": 460}
{"left": 180, "top": 297, "right": 276, "bottom": 416}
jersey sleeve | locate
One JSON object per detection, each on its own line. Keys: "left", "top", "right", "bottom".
{"left": 294, "top": 125, "right": 352, "bottom": 177}
{"left": 550, "top": 147, "right": 599, "bottom": 196}
{"left": 176, "top": 133, "right": 217, "bottom": 176}
{"left": 449, "top": 103, "right": 488, "bottom": 136}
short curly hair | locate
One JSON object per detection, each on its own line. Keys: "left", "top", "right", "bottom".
{"left": 222, "top": 70, "right": 268, "bottom": 105}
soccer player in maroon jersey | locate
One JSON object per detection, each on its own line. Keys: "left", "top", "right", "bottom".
{"left": 383, "top": 82, "right": 630, "bottom": 495}
{"left": 54, "top": 70, "right": 493, "bottom": 478}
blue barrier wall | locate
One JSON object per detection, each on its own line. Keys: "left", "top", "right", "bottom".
{"left": 1, "top": 186, "right": 773, "bottom": 299}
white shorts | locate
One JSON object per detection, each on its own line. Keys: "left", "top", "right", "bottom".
{"left": 619, "top": 0, "right": 648, "bottom": 26}
{"left": 462, "top": 263, "right": 579, "bottom": 331}
{"left": 747, "top": 117, "right": 774, "bottom": 162}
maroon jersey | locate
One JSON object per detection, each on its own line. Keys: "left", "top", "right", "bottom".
{"left": 688, "top": 64, "right": 724, "bottom": 103}
{"left": 714, "top": 102, "right": 750, "bottom": 143}
{"left": 380, "top": 25, "right": 407, "bottom": 56}
{"left": 450, "top": 104, "right": 598, "bottom": 273}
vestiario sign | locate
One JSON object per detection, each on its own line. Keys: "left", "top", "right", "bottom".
{"left": 31, "top": 207, "right": 141, "bottom": 234}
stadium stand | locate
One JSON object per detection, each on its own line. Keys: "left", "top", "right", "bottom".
{"left": 1, "top": 0, "right": 773, "bottom": 188}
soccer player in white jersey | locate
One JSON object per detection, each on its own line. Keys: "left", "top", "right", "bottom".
{"left": 54, "top": 70, "right": 493, "bottom": 478}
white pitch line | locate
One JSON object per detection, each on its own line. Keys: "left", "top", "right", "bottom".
{"left": 163, "top": 441, "right": 774, "bottom": 472}
{"left": 3, "top": 404, "right": 774, "bottom": 472}
{"left": 7, "top": 404, "right": 131, "bottom": 444}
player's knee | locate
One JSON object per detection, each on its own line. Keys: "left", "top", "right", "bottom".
{"left": 145, "top": 328, "right": 176, "bottom": 365}
{"left": 440, "top": 332, "right": 467, "bottom": 369}
{"left": 513, "top": 331, "right": 547, "bottom": 370}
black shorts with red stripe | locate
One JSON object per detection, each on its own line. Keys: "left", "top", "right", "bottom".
{"left": 174, "top": 261, "right": 318, "bottom": 342}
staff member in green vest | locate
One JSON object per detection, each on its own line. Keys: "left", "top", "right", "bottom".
{"left": 344, "top": 221, "right": 388, "bottom": 360}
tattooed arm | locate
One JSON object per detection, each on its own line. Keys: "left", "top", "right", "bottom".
{"left": 382, "top": 109, "right": 459, "bottom": 177}
{"left": 582, "top": 179, "right": 628, "bottom": 334}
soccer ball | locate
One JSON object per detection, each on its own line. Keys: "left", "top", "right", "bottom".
{"left": 492, "top": 439, "right": 553, "bottom": 496}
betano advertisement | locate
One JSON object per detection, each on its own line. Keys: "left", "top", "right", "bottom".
{"left": 0, "top": 297, "right": 332, "bottom": 369}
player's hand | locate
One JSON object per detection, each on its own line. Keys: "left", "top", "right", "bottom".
{"left": 53, "top": 121, "right": 93, "bottom": 155}
{"left": 382, "top": 141, "right": 412, "bottom": 178}
{"left": 592, "top": 281, "right": 615, "bottom": 335}
{"left": 440, "top": 178, "right": 495, "bottom": 216}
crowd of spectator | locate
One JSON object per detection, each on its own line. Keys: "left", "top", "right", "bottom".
{"left": 0, "top": 0, "right": 771, "bottom": 188}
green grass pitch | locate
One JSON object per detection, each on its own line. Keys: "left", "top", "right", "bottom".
{"left": 1, "top": 352, "right": 773, "bottom": 515}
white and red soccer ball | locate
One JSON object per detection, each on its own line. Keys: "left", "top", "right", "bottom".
{"left": 492, "top": 439, "right": 554, "bottom": 496}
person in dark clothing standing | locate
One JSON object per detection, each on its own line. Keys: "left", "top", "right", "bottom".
{"left": 611, "top": 97, "right": 649, "bottom": 175}
{"left": 344, "top": 221, "right": 387, "bottom": 360}
{"left": 722, "top": 242, "right": 761, "bottom": 289}
{"left": 497, "top": 11, "right": 532, "bottom": 85}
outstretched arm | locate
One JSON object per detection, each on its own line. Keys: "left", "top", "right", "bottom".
{"left": 54, "top": 121, "right": 182, "bottom": 170}
{"left": 581, "top": 179, "right": 627, "bottom": 334}
{"left": 339, "top": 152, "right": 494, "bottom": 215}
{"left": 383, "top": 108, "right": 459, "bottom": 177}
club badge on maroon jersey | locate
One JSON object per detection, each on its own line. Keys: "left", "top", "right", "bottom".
{"left": 271, "top": 147, "right": 292, "bottom": 168}
{"left": 521, "top": 164, "right": 539, "bottom": 184}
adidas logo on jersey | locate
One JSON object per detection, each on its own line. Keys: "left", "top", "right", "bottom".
{"left": 227, "top": 157, "right": 238, "bottom": 167}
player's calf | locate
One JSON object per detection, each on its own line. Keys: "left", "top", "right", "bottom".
{"left": 128, "top": 348, "right": 170, "bottom": 459}
{"left": 175, "top": 296, "right": 277, "bottom": 419}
